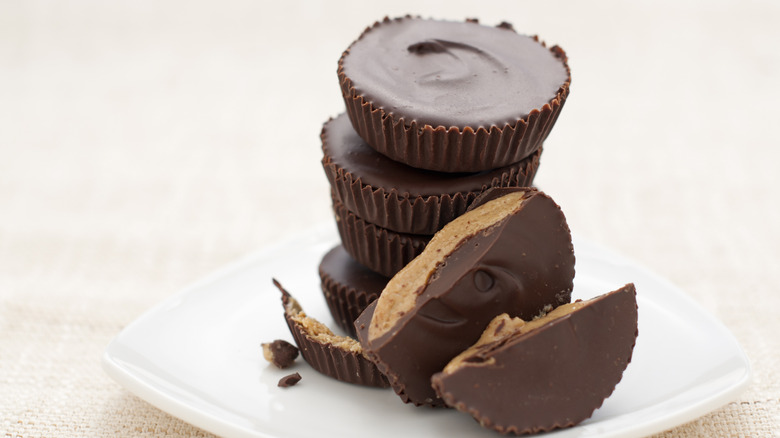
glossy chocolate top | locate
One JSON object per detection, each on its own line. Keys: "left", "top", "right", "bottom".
{"left": 431, "top": 284, "right": 638, "bottom": 434}
{"left": 322, "top": 113, "right": 540, "bottom": 194}
{"left": 320, "top": 245, "right": 388, "bottom": 298}
{"left": 340, "top": 17, "right": 569, "bottom": 129}
{"left": 356, "top": 191, "right": 575, "bottom": 406}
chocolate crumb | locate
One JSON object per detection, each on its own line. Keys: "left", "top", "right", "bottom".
{"left": 278, "top": 372, "right": 302, "bottom": 388}
{"left": 262, "top": 339, "right": 299, "bottom": 369}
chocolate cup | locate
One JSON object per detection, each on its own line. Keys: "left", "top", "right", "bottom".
{"left": 431, "top": 284, "right": 638, "bottom": 435}
{"left": 319, "top": 245, "right": 389, "bottom": 338}
{"left": 338, "top": 16, "right": 570, "bottom": 173}
{"left": 322, "top": 113, "right": 542, "bottom": 235}
{"left": 332, "top": 197, "right": 431, "bottom": 277}
{"left": 355, "top": 190, "right": 575, "bottom": 406}
{"left": 274, "top": 279, "right": 389, "bottom": 388}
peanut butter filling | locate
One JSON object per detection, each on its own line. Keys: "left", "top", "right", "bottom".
{"left": 369, "top": 190, "right": 527, "bottom": 341}
{"left": 284, "top": 294, "right": 364, "bottom": 354}
{"left": 441, "top": 300, "right": 587, "bottom": 375}
{"left": 261, "top": 343, "right": 275, "bottom": 362}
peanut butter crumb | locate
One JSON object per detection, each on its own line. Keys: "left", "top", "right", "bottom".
{"left": 284, "top": 293, "right": 364, "bottom": 355}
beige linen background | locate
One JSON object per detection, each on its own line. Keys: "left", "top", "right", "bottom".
{"left": 1, "top": 0, "right": 778, "bottom": 436}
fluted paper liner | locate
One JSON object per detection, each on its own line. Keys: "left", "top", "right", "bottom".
{"left": 332, "top": 198, "right": 431, "bottom": 277}
{"left": 319, "top": 248, "right": 388, "bottom": 338}
{"left": 274, "top": 279, "right": 389, "bottom": 388}
{"left": 338, "top": 17, "right": 570, "bottom": 173}
{"left": 321, "top": 117, "right": 542, "bottom": 234}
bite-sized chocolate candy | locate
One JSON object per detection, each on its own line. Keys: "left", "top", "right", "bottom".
{"left": 321, "top": 113, "right": 541, "bottom": 235}
{"left": 338, "top": 16, "right": 570, "bottom": 172}
{"left": 274, "top": 279, "right": 389, "bottom": 388}
{"left": 319, "top": 245, "right": 389, "bottom": 338}
{"left": 355, "top": 189, "right": 575, "bottom": 406}
{"left": 332, "top": 197, "right": 431, "bottom": 277}
{"left": 431, "top": 284, "right": 639, "bottom": 435}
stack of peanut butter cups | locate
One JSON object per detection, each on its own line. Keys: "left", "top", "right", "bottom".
{"left": 318, "top": 16, "right": 571, "bottom": 337}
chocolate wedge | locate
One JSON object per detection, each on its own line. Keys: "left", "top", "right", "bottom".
{"left": 432, "top": 284, "right": 639, "bottom": 435}
{"left": 355, "top": 189, "right": 575, "bottom": 406}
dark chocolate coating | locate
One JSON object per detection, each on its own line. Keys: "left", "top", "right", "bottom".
{"left": 431, "top": 284, "right": 638, "bottom": 435}
{"left": 341, "top": 17, "right": 568, "bottom": 129}
{"left": 319, "top": 245, "right": 389, "bottom": 338}
{"left": 356, "top": 191, "right": 575, "bottom": 406}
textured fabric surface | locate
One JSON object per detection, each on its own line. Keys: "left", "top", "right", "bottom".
{"left": 1, "top": 0, "right": 778, "bottom": 437}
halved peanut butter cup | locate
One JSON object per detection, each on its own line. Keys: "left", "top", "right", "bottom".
{"left": 355, "top": 189, "right": 575, "bottom": 406}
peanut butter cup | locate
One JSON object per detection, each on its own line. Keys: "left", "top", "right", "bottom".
{"left": 338, "top": 16, "right": 570, "bottom": 172}
{"left": 355, "top": 189, "right": 575, "bottom": 406}
{"left": 322, "top": 113, "right": 541, "bottom": 235}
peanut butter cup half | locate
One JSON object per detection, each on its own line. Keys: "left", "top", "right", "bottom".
{"left": 432, "top": 284, "right": 638, "bottom": 435}
{"left": 354, "top": 188, "right": 575, "bottom": 406}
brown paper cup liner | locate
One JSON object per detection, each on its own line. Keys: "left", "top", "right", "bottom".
{"left": 319, "top": 245, "right": 389, "bottom": 338}
{"left": 322, "top": 119, "right": 542, "bottom": 234}
{"left": 338, "top": 18, "right": 570, "bottom": 173}
{"left": 274, "top": 279, "right": 389, "bottom": 388}
{"left": 332, "top": 198, "right": 431, "bottom": 277}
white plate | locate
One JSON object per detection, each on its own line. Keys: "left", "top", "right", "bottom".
{"left": 103, "top": 223, "right": 751, "bottom": 438}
